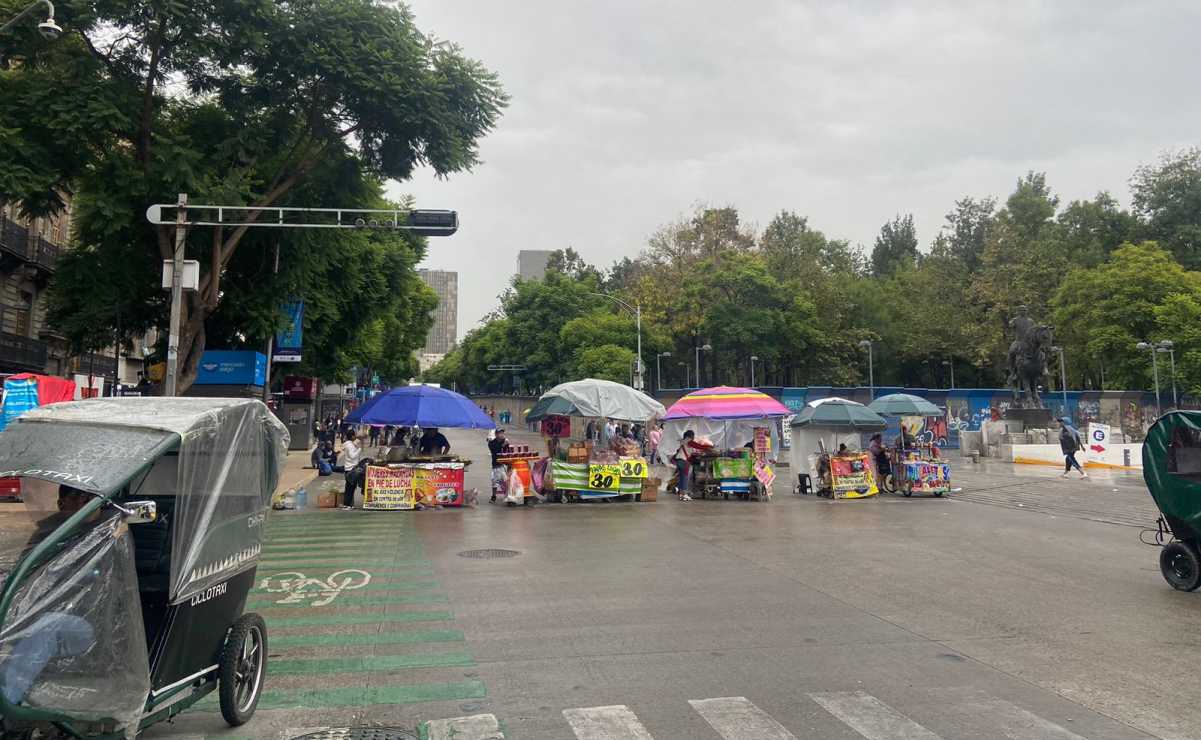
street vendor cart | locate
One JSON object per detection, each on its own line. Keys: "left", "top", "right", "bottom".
{"left": 868, "top": 393, "right": 952, "bottom": 498}
{"left": 344, "top": 384, "right": 494, "bottom": 510}
{"left": 790, "top": 397, "right": 887, "bottom": 499}
{"left": 659, "top": 387, "right": 787, "bottom": 501}
{"left": 527, "top": 379, "right": 665, "bottom": 503}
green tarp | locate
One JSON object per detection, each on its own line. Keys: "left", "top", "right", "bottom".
{"left": 1143, "top": 411, "right": 1201, "bottom": 539}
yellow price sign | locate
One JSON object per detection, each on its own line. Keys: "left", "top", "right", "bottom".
{"left": 588, "top": 463, "right": 622, "bottom": 490}
{"left": 620, "top": 457, "right": 649, "bottom": 478}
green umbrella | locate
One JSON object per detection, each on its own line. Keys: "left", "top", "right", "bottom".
{"left": 868, "top": 393, "right": 942, "bottom": 417}
{"left": 791, "top": 397, "right": 887, "bottom": 430}
{"left": 525, "top": 394, "right": 578, "bottom": 422}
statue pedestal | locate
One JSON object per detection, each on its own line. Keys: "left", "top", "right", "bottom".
{"left": 1002, "top": 407, "right": 1054, "bottom": 430}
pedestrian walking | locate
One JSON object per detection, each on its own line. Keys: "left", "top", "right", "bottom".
{"left": 671, "top": 430, "right": 696, "bottom": 501}
{"left": 1059, "top": 417, "right": 1088, "bottom": 479}
{"left": 648, "top": 423, "right": 662, "bottom": 462}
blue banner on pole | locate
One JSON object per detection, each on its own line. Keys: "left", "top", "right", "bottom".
{"left": 274, "top": 300, "right": 304, "bottom": 363}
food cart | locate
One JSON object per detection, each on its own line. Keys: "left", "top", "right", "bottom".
{"left": 343, "top": 384, "right": 494, "bottom": 509}
{"left": 790, "top": 397, "right": 887, "bottom": 499}
{"left": 527, "top": 378, "right": 665, "bottom": 503}
{"left": 867, "top": 393, "right": 952, "bottom": 497}
{"left": 659, "top": 387, "right": 788, "bottom": 501}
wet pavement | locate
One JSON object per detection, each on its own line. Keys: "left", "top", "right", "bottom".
{"left": 7, "top": 429, "right": 1199, "bottom": 739}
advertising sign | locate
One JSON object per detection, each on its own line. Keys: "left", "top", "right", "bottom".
{"left": 588, "top": 463, "right": 622, "bottom": 490}
{"left": 1087, "top": 422, "right": 1110, "bottom": 463}
{"left": 195, "top": 351, "right": 267, "bottom": 386}
{"left": 753, "top": 427, "right": 770, "bottom": 455}
{"left": 283, "top": 376, "right": 317, "bottom": 401}
{"left": 713, "top": 456, "right": 753, "bottom": 479}
{"left": 363, "top": 466, "right": 416, "bottom": 510}
{"left": 73, "top": 375, "right": 105, "bottom": 400}
{"left": 619, "top": 457, "right": 649, "bottom": 478}
{"left": 273, "top": 300, "right": 304, "bottom": 363}
{"left": 830, "top": 454, "right": 878, "bottom": 499}
{"left": 411, "top": 463, "right": 465, "bottom": 507}
{"left": 541, "top": 415, "right": 571, "bottom": 438}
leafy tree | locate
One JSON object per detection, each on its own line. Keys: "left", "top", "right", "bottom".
{"left": 1052, "top": 242, "right": 1201, "bottom": 390}
{"left": 546, "top": 247, "right": 602, "bottom": 282}
{"left": 1056, "top": 192, "right": 1138, "bottom": 267}
{"left": 931, "top": 196, "right": 995, "bottom": 271}
{"left": 0, "top": 0, "right": 505, "bottom": 390}
{"left": 1131, "top": 147, "right": 1201, "bottom": 269}
{"left": 870, "top": 214, "right": 918, "bottom": 277}
{"left": 575, "top": 345, "right": 636, "bottom": 384}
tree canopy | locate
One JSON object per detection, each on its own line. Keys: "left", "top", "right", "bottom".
{"left": 0, "top": 0, "right": 505, "bottom": 389}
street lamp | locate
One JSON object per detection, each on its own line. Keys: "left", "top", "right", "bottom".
{"left": 695, "top": 343, "right": 711, "bottom": 389}
{"left": 858, "top": 339, "right": 874, "bottom": 399}
{"left": 1136, "top": 341, "right": 1163, "bottom": 418}
{"left": 750, "top": 355, "right": 759, "bottom": 388}
{"left": 1050, "top": 346, "right": 1067, "bottom": 411}
{"left": 678, "top": 361, "right": 689, "bottom": 389}
{"left": 656, "top": 352, "right": 671, "bottom": 391}
{"left": 941, "top": 359, "right": 955, "bottom": 390}
{"left": 590, "top": 292, "right": 643, "bottom": 391}
{"left": 1158, "top": 340, "right": 1178, "bottom": 409}
{"left": 0, "top": 0, "right": 61, "bottom": 38}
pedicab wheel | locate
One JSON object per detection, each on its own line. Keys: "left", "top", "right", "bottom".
{"left": 1160, "top": 542, "right": 1201, "bottom": 592}
{"left": 933, "top": 490, "right": 944, "bottom": 497}
{"left": 219, "top": 613, "right": 267, "bottom": 726}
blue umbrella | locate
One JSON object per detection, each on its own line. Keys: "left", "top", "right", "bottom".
{"left": 345, "top": 385, "right": 495, "bottom": 429}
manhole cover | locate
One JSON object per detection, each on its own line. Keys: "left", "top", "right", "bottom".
{"left": 290, "top": 730, "right": 417, "bottom": 740}
{"left": 459, "top": 548, "right": 520, "bottom": 559}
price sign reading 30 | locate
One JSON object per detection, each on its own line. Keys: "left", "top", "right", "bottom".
{"left": 588, "top": 463, "right": 622, "bottom": 490}
{"left": 620, "top": 457, "right": 649, "bottom": 478}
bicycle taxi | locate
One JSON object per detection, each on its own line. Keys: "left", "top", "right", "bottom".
{"left": 0, "top": 398, "right": 288, "bottom": 739}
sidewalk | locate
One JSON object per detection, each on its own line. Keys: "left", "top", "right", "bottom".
{"left": 275, "top": 447, "right": 321, "bottom": 496}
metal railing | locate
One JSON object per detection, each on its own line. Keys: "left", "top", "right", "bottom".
{"left": 0, "top": 331, "right": 47, "bottom": 371}
{"left": 0, "top": 214, "right": 60, "bottom": 270}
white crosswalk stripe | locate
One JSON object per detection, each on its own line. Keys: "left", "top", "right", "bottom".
{"left": 564, "top": 704, "right": 655, "bottom": 740}
{"left": 689, "top": 696, "right": 798, "bottom": 739}
{"left": 956, "top": 697, "right": 1089, "bottom": 740}
{"left": 809, "top": 691, "right": 944, "bottom": 740}
{"left": 424, "top": 712, "right": 505, "bottom": 740}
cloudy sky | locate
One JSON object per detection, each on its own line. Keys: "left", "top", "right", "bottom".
{"left": 388, "top": 1, "right": 1201, "bottom": 339}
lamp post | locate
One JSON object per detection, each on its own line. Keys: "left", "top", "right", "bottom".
{"left": 942, "top": 359, "right": 955, "bottom": 390}
{"left": 750, "top": 355, "right": 759, "bottom": 388}
{"left": 858, "top": 339, "right": 874, "bottom": 399}
{"left": 590, "top": 292, "right": 643, "bottom": 390}
{"left": 1158, "top": 340, "right": 1178, "bottom": 409}
{"left": 695, "top": 343, "right": 711, "bottom": 389}
{"left": 0, "top": 0, "right": 61, "bottom": 37}
{"left": 1050, "top": 345, "right": 1067, "bottom": 411}
{"left": 657, "top": 352, "right": 671, "bottom": 392}
{"left": 679, "top": 361, "right": 689, "bottom": 389}
{"left": 1136, "top": 341, "right": 1163, "bottom": 418}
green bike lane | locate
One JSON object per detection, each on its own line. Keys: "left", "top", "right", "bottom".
{"left": 139, "top": 509, "right": 497, "bottom": 739}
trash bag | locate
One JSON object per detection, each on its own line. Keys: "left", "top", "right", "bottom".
{"left": 505, "top": 469, "right": 524, "bottom": 504}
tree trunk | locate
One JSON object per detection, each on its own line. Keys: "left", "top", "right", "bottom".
{"left": 175, "top": 313, "right": 207, "bottom": 395}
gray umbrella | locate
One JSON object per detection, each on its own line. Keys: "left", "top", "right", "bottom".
{"left": 791, "top": 398, "right": 887, "bottom": 430}
{"left": 868, "top": 393, "right": 942, "bottom": 417}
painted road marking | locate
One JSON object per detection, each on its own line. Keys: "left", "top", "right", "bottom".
{"left": 563, "top": 705, "right": 655, "bottom": 740}
{"left": 268, "top": 610, "right": 453, "bottom": 628}
{"left": 252, "top": 579, "right": 439, "bottom": 594}
{"left": 809, "top": 691, "right": 943, "bottom": 740}
{"left": 257, "top": 568, "right": 372, "bottom": 606}
{"left": 424, "top": 713, "right": 505, "bottom": 740}
{"left": 270, "top": 651, "right": 474, "bottom": 675}
{"left": 270, "top": 628, "right": 463, "bottom": 648}
{"left": 251, "top": 591, "right": 449, "bottom": 609}
{"left": 689, "top": 696, "right": 797, "bottom": 739}
{"left": 955, "top": 697, "right": 1088, "bottom": 740}
{"left": 256, "top": 557, "right": 430, "bottom": 568}
{"left": 198, "top": 680, "right": 486, "bottom": 711}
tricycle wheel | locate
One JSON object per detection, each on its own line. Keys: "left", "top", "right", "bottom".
{"left": 933, "top": 490, "right": 944, "bottom": 497}
{"left": 219, "top": 612, "right": 267, "bottom": 726}
{"left": 1161, "top": 542, "right": 1201, "bottom": 591}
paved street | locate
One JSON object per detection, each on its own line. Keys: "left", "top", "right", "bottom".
{"left": 62, "top": 429, "right": 1201, "bottom": 739}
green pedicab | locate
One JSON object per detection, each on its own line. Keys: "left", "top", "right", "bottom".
{"left": 1142, "top": 410, "right": 1201, "bottom": 591}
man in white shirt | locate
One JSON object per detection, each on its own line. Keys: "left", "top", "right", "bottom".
{"left": 340, "top": 433, "right": 361, "bottom": 472}
{"left": 603, "top": 419, "right": 616, "bottom": 444}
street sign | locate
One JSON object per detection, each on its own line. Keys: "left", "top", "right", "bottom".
{"left": 145, "top": 204, "right": 458, "bottom": 236}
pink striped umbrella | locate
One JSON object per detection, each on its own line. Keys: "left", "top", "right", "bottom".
{"left": 662, "top": 386, "right": 791, "bottom": 420}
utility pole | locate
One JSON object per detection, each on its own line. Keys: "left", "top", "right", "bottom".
{"left": 163, "top": 194, "right": 187, "bottom": 397}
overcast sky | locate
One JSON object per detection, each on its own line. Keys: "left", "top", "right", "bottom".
{"left": 387, "top": 1, "right": 1201, "bottom": 339}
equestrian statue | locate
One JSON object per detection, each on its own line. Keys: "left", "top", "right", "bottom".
{"left": 1005, "top": 305, "right": 1053, "bottom": 408}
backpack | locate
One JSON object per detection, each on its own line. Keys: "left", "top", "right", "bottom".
{"left": 318, "top": 460, "right": 332, "bottom": 476}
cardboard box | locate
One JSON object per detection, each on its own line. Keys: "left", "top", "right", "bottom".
{"left": 640, "top": 477, "right": 660, "bottom": 502}
{"left": 317, "top": 490, "right": 339, "bottom": 508}
{"left": 567, "top": 443, "right": 589, "bottom": 463}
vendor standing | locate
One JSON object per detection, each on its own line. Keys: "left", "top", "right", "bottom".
{"left": 419, "top": 427, "right": 451, "bottom": 456}
{"left": 488, "top": 428, "right": 508, "bottom": 502}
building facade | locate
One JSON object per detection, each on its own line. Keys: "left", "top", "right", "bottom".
{"left": 517, "top": 250, "right": 553, "bottom": 281}
{"left": 417, "top": 269, "right": 458, "bottom": 355}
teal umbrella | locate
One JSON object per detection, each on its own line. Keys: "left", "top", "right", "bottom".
{"left": 791, "top": 397, "right": 886, "bottom": 430}
{"left": 868, "top": 393, "right": 942, "bottom": 417}
{"left": 525, "top": 394, "right": 578, "bottom": 422}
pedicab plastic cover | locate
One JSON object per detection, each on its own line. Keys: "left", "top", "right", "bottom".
{"left": 0, "top": 511, "right": 150, "bottom": 734}
{"left": 1144, "top": 411, "right": 1201, "bottom": 539}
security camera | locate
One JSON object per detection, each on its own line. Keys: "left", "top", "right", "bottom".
{"left": 37, "top": 18, "right": 62, "bottom": 40}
